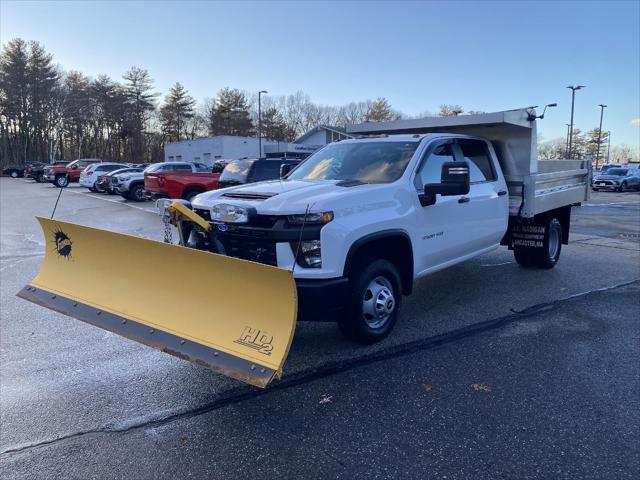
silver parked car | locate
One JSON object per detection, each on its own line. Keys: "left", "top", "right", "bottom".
{"left": 592, "top": 168, "right": 640, "bottom": 191}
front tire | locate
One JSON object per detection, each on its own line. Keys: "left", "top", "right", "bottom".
{"left": 128, "top": 184, "right": 146, "bottom": 202}
{"left": 338, "top": 259, "right": 402, "bottom": 344}
{"left": 55, "top": 174, "right": 69, "bottom": 188}
{"left": 10, "top": 170, "right": 19, "bottom": 178}
{"left": 514, "top": 217, "right": 562, "bottom": 269}
{"left": 619, "top": 182, "right": 627, "bottom": 192}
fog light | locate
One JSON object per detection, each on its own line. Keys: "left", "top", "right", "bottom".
{"left": 295, "top": 240, "right": 322, "bottom": 268}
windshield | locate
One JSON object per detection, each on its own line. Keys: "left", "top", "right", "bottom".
{"left": 287, "top": 141, "right": 419, "bottom": 183}
{"left": 220, "top": 159, "right": 256, "bottom": 184}
{"left": 608, "top": 168, "right": 628, "bottom": 176}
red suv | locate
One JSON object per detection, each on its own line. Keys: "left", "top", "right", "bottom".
{"left": 44, "top": 159, "right": 101, "bottom": 187}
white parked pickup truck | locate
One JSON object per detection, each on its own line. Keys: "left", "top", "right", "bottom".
{"left": 164, "top": 109, "right": 590, "bottom": 344}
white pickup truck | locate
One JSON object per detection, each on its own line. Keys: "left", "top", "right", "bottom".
{"left": 165, "top": 109, "right": 590, "bottom": 344}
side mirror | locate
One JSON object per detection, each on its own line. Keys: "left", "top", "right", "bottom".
{"left": 420, "top": 162, "right": 470, "bottom": 207}
{"left": 280, "top": 163, "right": 293, "bottom": 178}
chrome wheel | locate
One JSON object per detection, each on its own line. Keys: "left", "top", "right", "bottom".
{"left": 362, "top": 276, "right": 395, "bottom": 329}
{"left": 548, "top": 224, "right": 560, "bottom": 259}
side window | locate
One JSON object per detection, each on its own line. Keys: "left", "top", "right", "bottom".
{"left": 459, "top": 141, "right": 496, "bottom": 182}
{"left": 414, "top": 144, "right": 456, "bottom": 190}
{"left": 175, "top": 164, "right": 193, "bottom": 172}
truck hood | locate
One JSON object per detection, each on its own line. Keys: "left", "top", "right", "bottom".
{"left": 192, "top": 179, "right": 387, "bottom": 215}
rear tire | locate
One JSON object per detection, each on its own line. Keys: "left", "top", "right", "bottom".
{"left": 183, "top": 189, "right": 203, "bottom": 202}
{"left": 338, "top": 259, "right": 402, "bottom": 344}
{"left": 55, "top": 174, "right": 69, "bottom": 188}
{"left": 514, "top": 217, "right": 562, "bottom": 269}
{"left": 36, "top": 174, "right": 45, "bottom": 183}
{"left": 10, "top": 170, "right": 19, "bottom": 178}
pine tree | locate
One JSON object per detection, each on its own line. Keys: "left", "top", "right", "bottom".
{"left": 160, "top": 82, "right": 195, "bottom": 142}
{"left": 122, "top": 67, "right": 157, "bottom": 161}
{"left": 364, "top": 97, "right": 395, "bottom": 122}
{"left": 261, "top": 107, "right": 294, "bottom": 141}
{"left": 208, "top": 88, "right": 254, "bottom": 136}
{"left": 0, "top": 38, "right": 30, "bottom": 164}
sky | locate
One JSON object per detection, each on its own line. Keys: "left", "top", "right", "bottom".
{"left": 2, "top": 0, "right": 639, "bottom": 151}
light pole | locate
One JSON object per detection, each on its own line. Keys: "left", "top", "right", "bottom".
{"left": 595, "top": 104, "right": 607, "bottom": 169}
{"left": 606, "top": 131, "right": 611, "bottom": 164}
{"left": 565, "top": 123, "right": 571, "bottom": 157}
{"left": 258, "top": 90, "right": 268, "bottom": 158}
{"left": 566, "top": 85, "right": 585, "bottom": 159}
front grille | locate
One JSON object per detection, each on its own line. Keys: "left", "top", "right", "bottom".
{"left": 218, "top": 233, "right": 278, "bottom": 266}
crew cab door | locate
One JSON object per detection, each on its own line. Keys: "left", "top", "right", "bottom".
{"left": 411, "top": 139, "right": 507, "bottom": 274}
{"left": 453, "top": 139, "right": 508, "bottom": 253}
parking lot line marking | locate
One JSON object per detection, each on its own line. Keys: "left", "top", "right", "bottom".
{"left": 64, "top": 189, "right": 157, "bottom": 214}
{"left": 583, "top": 201, "right": 640, "bottom": 207}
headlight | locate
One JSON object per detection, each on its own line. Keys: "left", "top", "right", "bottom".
{"left": 119, "top": 174, "right": 130, "bottom": 181}
{"left": 292, "top": 240, "right": 322, "bottom": 268}
{"left": 211, "top": 203, "right": 249, "bottom": 223}
{"left": 287, "top": 212, "right": 333, "bottom": 225}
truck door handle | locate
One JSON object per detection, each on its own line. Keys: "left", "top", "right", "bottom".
{"left": 497, "top": 190, "right": 507, "bottom": 196}
{"left": 458, "top": 196, "right": 470, "bottom": 203}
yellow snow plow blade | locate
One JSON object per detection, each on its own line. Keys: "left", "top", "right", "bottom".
{"left": 17, "top": 217, "right": 297, "bottom": 388}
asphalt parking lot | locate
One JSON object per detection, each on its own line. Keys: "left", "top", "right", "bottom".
{"left": 1, "top": 178, "right": 639, "bottom": 479}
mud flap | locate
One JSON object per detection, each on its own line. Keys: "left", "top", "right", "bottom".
{"left": 17, "top": 217, "right": 297, "bottom": 388}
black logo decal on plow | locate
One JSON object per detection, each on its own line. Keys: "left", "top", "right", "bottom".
{"left": 234, "top": 326, "right": 274, "bottom": 355}
{"left": 53, "top": 228, "right": 73, "bottom": 259}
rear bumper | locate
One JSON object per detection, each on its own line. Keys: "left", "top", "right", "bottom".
{"left": 295, "top": 277, "right": 349, "bottom": 322}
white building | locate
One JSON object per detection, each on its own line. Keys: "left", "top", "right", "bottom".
{"left": 165, "top": 136, "right": 262, "bottom": 165}
{"left": 294, "top": 125, "right": 353, "bottom": 145}
{"left": 164, "top": 126, "right": 354, "bottom": 166}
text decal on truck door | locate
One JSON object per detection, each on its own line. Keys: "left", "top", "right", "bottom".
{"left": 234, "top": 326, "right": 274, "bottom": 355}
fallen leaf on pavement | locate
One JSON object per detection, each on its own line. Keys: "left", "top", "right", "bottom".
{"left": 421, "top": 383, "right": 433, "bottom": 392}
{"left": 470, "top": 383, "right": 493, "bottom": 392}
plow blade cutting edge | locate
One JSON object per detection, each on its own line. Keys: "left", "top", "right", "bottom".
{"left": 17, "top": 217, "right": 298, "bottom": 388}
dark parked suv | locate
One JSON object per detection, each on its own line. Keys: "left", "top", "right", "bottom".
{"left": 218, "top": 158, "right": 301, "bottom": 189}
{"left": 26, "top": 161, "right": 69, "bottom": 182}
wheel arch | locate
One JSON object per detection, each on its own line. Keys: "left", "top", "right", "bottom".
{"left": 344, "top": 230, "right": 414, "bottom": 295}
